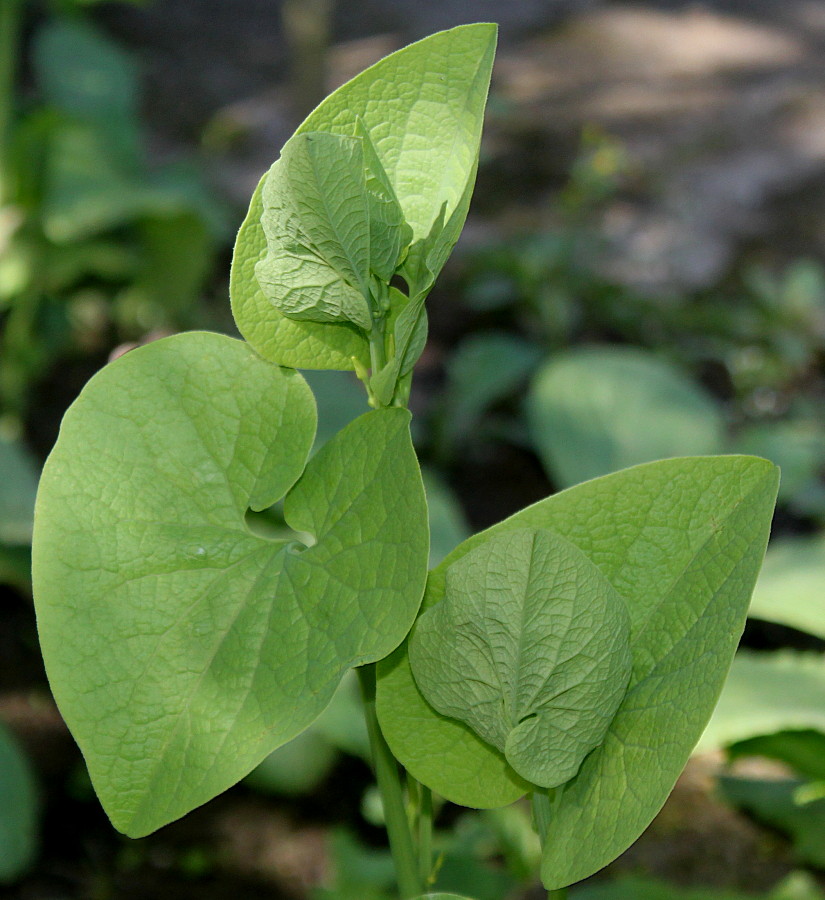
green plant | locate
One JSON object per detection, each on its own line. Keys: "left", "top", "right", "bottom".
{"left": 0, "top": 4, "right": 222, "bottom": 421}
{"left": 32, "top": 25, "right": 780, "bottom": 898}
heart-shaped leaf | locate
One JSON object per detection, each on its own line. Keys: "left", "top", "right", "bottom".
{"left": 409, "top": 528, "right": 631, "bottom": 788}
{"left": 377, "top": 456, "right": 777, "bottom": 887}
{"left": 32, "top": 332, "right": 428, "bottom": 837}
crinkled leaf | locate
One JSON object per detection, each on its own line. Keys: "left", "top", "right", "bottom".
{"left": 257, "top": 132, "right": 372, "bottom": 329}
{"left": 0, "top": 722, "right": 38, "bottom": 883}
{"left": 378, "top": 639, "right": 532, "bottom": 809}
{"left": 527, "top": 347, "right": 725, "bottom": 488}
{"left": 747, "top": 534, "right": 825, "bottom": 640}
{"left": 410, "top": 529, "right": 631, "bottom": 788}
{"left": 231, "top": 176, "right": 370, "bottom": 370}
{"left": 698, "top": 652, "right": 825, "bottom": 752}
{"left": 231, "top": 24, "right": 495, "bottom": 369}
{"left": 377, "top": 456, "right": 778, "bottom": 887}
{"left": 32, "top": 332, "right": 428, "bottom": 836}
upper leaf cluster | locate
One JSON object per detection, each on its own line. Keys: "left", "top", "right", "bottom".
{"left": 230, "top": 24, "right": 497, "bottom": 405}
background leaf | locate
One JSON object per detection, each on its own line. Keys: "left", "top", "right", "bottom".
{"left": 436, "top": 332, "right": 542, "bottom": 457}
{"left": 572, "top": 873, "right": 825, "bottom": 900}
{"left": 0, "top": 722, "right": 38, "bottom": 884}
{"left": 719, "top": 775, "right": 825, "bottom": 868}
{"left": 747, "top": 535, "right": 825, "bottom": 640}
{"left": 527, "top": 347, "right": 725, "bottom": 487}
{"left": 0, "top": 433, "right": 39, "bottom": 545}
{"left": 698, "top": 652, "right": 825, "bottom": 752}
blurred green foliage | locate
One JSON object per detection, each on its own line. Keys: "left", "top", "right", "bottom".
{"left": 0, "top": 7, "right": 223, "bottom": 423}
{"left": 0, "top": 721, "right": 38, "bottom": 883}
{"left": 573, "top": 872, "right": 824, "bottom": 900}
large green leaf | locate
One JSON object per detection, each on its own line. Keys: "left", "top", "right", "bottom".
{"left": 32, "top": 332, "right": 428, "bottom": 836}
{"left": 377, "top": 456, "right": 778, "bottom": 887}
{"left": 698, "top": 652, "right": 825, "bottom": 752}
{"left": 231, "top": 24, "right": 496, "bottom": 369}
{"left": 748, "top": 534, "right": 825, "bottom": 640}
{"left": 0, "top": 722, "right": 38, "bottom": 883}
{"left": 527, "top": 347, "right": 725, "bottom": 487}
{"left": 410, "top": 529, "right": 631, "bottom": 788}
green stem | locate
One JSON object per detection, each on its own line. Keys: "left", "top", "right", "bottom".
{"left": 369, "top": 320, "right": 387, "bottom": 374}
{"left": 357, "top": 664, "right": 422, "bottom": 899}
{"left": 531, "top": 791, "right": 553, "bottom": 844}
{"left": 0, "top": 0, "right": 22, "bottom": 206}
{"left": 532, "top": 793, "right": 568, "bottom": 900}
{"left": 417, "top": 782, "right": 433, "bottom": 886}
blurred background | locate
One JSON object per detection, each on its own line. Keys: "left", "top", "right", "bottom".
{"left": 2, "top": 0, "right": 825, "bottom": 897}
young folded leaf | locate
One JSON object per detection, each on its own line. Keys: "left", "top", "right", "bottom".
{"left": 256, "top": 128, "right": 416, "bottom": 333}
{"left": 409, "top": 528, "right": 632, "bottom": 789}
{"left": 231, "top": 23, "right": 496, "bottom": 371}
{"left": 256, "top": 132, "right": 374, "bottom": 330}
{"left": 32, "top": 332, "right": 429, "bottom": 837}
{"left": 357, "top": 117, "right": 414, "bottom": 283}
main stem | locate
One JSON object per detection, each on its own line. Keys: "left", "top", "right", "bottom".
{"left": 357, "top": 664, "right": 423, "bottom": 899}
